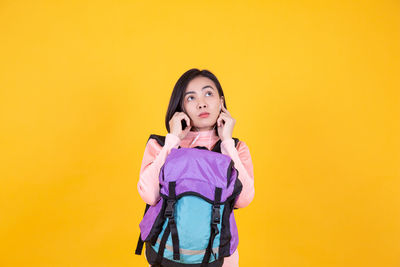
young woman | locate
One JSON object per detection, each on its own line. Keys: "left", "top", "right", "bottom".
{"left": 137, "top": 68, "right": 255, "bottom": 267}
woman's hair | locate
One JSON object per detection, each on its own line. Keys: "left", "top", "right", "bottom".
{"left": 165, "top": 68, "right": 227, "bottom": 133}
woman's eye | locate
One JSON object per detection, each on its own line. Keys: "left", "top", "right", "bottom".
{"left": 187, "top": 92, "right": 212, "bottom": 101}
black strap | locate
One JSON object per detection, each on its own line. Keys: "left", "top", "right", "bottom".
{"left": 201, "top": 187, "right": 222, "bottom": 266}
{"left": 169, "top": 217, "right": 180, "bottom": 260}
{"left": 168, "top": 181, "right": 180, "bottom": 260}
{"left": 134, "top": 232, "right": 145, "bottom": 255}
{"left": 155, "top": 181, "right": 180, "bottom": 263}
{"left": 135, "top": 204, "right": 151, "bottom": 255}
{"left": 169, "top": 181, "right": 176, "bottom": 199}
{"left": 154, "top": 220, "right": 171, "bottom": 265}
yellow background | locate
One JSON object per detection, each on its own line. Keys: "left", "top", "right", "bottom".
{"left": 1, "top": 0, "right": 399, "bottom": 266}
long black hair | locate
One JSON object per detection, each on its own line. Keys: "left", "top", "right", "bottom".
{"left": 165, "top": 68, "right": 227, "bottom": 133}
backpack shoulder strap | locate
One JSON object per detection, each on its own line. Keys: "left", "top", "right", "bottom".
{"left": 212, "top": 137, "right": 241, "bottom": 211}
{"left": 233, "top": 137, "right": 240, "bottom": 147}
{"left": 146, "top": 134, "right": 166, "bottom": 147}
{"left": 211, "top": 137, "right": 240, "bottom": 153}
{"left": 135, "top": 134, "right": 165, "bottom": 256}
{"left": 147, "top": 134, "right": 240, "bottom": 151}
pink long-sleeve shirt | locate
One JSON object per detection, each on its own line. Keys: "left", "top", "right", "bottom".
{"left": 138, "top": 129, "right": 255, "bottom": 267}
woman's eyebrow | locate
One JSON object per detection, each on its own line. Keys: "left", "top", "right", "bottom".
{"left": 184, "top": 85, "right": 214, "bottom": 96}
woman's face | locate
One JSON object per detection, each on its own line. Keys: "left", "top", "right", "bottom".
{"left": 182, "top": 76, "right": 223, "bottom": 131}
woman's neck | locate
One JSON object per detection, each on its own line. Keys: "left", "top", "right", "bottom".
{"left": 187, "top": 124, "right": 218, "bottom": 137}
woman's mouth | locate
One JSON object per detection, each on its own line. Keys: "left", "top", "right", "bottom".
{"left": 199, "top": 112, "right": 210, "bottom": 118}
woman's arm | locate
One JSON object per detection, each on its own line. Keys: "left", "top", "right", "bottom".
{"left": 137, "top": 133, "right": 181, "bottom": 206}
{"left": 221, "top": 139, "right": 255, "bottom": 208}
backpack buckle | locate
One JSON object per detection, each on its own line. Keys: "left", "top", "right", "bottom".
{"left": 212, "top": 205, "right": 220, "bottom": 224}
{"left": 164, "top": 199, "right": 176, "bottom": 218}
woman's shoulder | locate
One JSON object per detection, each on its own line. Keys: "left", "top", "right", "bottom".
{"left": 145, "top": 133, "right": 249, "bottom": 152}
{"left": 146, "top": 134, "right": 166, "bottom": 147}
{"left": 140, "top": 134, "right": 166, "bottom": 160}
{"left": 225, "top": 138, "right": 252, "bottom": 158}
{"left": 236, "top": 139, "right": 250, "bottom": 150}
{"left": 145, "top": 133, "right": 180, "bottom": 150}
{"left": 220, "top": 137, "right": 246, "bottom": 150}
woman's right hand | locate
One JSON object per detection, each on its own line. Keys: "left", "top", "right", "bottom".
{"left": 169, "top": 112, "right": 192, "bottom": 140}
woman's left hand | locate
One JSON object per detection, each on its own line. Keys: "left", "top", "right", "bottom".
{"left": 217, "top": 104, "right": 236, "bottom": 142}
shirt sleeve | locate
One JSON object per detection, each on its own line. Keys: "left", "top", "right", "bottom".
{"left": 137, "top": 133, "right": 181, "bottom": 206}
{"left": 220, "top": 138, "right": 255, "bottom": 208}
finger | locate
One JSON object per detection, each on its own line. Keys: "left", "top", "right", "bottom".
{"left": 217, "top": 117, "right": 224, "bottom": 127}
{"left": 175, "top": 112, "right": 188, "bottom": 123}
{"left": 182, "top": 112, "right": 191, "bottom": 120}
{"left": 185, "top": 117, "right": 191, "bottom": 128}
{"left": 218, "top": 113, "right": 229, "bottom": 120}
{"left": 216, "top": 114, "right": 222, "bottom": 127}
{"left": 183, "top": 113, "right": 191, "bottom": 125}
{"left": 219, "top": 108, "right": 228, "bottom": 115}
{"left": 174, "top": 112, "right": 185, "bottom": 119}
{"left": 221, "top": 113, "right": 234, "bottom": 123}
{"left": 221, "top": 105, "right": 231, "bottom": 116}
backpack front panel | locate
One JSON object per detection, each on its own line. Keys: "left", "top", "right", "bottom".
{"left": 149, "top": 195, "right": 225, "bottom": 264}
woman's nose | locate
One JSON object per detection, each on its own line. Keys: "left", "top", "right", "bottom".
{"left": 197, "top": 102, "right": 207, "bottom": 109}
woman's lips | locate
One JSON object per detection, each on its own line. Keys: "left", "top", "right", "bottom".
{"left": 199, "top": 113, "right": 209, "bottom": 118}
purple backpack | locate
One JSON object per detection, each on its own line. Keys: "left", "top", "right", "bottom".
{"left": 135, "top": 134, "right": 243, "bottom": 267}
